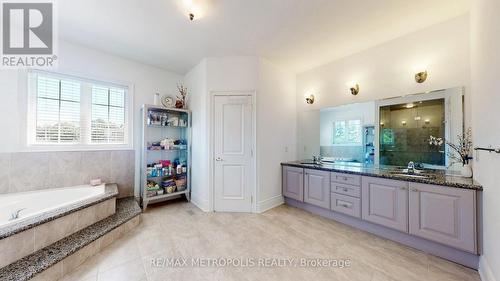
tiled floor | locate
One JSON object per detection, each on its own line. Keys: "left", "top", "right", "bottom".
{"left": 60, "top": 200, "right": 481, "bottom": 281}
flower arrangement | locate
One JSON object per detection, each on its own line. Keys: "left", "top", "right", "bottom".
{"left": 428, "top": 127, "right": 473, "bottom": 166}
{"left": 176, "top": 83, "right": 188, "bottom": 109}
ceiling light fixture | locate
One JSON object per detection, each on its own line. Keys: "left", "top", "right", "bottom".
{"left": 182, "top": 0, "right": 204, "bottom": 21}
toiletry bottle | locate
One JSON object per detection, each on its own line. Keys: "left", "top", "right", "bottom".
{"left": 154, "top": 92, "right": 160, "bottom": 106}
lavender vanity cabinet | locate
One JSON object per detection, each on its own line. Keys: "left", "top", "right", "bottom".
{"left": 361, "top": 176, "right": 409, "bottom": 233}
{"left": 409, "top": 183, "right": 477, "bottom": 253}
{"left": 282, "top": 166, "right": 304, "bottom": 202}
{"left": 304, "top": 169, "right": 331, "bottom": 209}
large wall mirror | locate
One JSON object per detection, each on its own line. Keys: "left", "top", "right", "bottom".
{"left": 319, "top": 87, "right": 464, "bottom": 169}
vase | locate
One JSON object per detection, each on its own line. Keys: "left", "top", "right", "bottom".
{"left": 460, "top": 163, "right": 473, "bottom": 178}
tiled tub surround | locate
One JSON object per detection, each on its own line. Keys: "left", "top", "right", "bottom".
{"left": 0, "top": 150, "right": 135, "bottom": 197}
{"left": 0, "top": 197, "right": 141, "bottom": 281}
{"left": 0, "top": 184, "right": 118, "bottom": 269}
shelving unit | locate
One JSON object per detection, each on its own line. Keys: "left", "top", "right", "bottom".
{"left": 140, "top": 104, "right": 191, "bottom": 211}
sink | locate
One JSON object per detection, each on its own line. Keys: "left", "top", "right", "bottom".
{"left": 389, "top": 173, "right": 432, "bottom": 179}
{"left": 387, "top": 168, "right": 435, "bottom": 179}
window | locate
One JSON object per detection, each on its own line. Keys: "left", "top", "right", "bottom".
{"left": 91, "top": 86, "right": 126, "bottom": 144}
{"left": 28, "top": 72, "right": 132, "bottom": 149}
{"left": 36, "top": 76, "right": 81, "bottom": 143}
{"left": 332, "top": 119, "right": 362, "bottom": 145}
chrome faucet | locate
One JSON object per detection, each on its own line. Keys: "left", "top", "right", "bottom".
{"left": 407, "top": 161, "right": 415, "bottom": 174}
{"left": 312, "top": 155, "right": 322, "bottom": 164}
{"left": 9, "top": 208, "right": 25, "bottom": 221}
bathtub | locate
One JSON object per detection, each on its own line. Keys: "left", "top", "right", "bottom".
{"left": 0, "top": 183, "right": 118, "bottom": 269}
{"left": 0, "top": 184, "right": 105, "bottom": 228}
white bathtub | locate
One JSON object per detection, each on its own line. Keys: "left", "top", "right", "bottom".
{"left": 0, "top": 184, "right": 105, "bottom": 228}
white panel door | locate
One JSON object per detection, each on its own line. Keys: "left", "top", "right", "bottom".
{"left": 214, "top": 95, "right": 253, "bottom": 212}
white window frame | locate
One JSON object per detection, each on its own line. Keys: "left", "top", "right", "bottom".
{"left": 332, "top": 118, "right": 363, "bottom": 146}
{"left": 26, "top": 70, "right": 134, "bottom": 151}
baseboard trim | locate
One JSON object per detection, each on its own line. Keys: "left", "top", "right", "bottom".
{"left": 257, "top": 195, "right": 284, "bottom": 213}
{"left": 479, "top": 256, "right": 497, "bottom": 281}
{"left": 285, "top": 198, "right": 480, "bottom": 269}
{"left": 191, "top": 194, "right": 210, "bottom": 212}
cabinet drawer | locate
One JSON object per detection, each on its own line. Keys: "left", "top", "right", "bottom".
{"left": 330, "top": 193, "right": 361, "bottom": 218}
{"left": 331, "top": 182, "right": 361, "bottom": 198}
{"left": 331, "top": 172, "right": 361, "bottom": 186}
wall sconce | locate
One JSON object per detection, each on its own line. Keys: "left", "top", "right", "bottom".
{"left": 305, "top": 94, "right": 315, "bottom": 104}
{"left": 415, "top": 71, "right": 428, "bottom": 83}
{"left": 380, "top": 122, "right": 385, "bottom": 127}
{"left": 424, "top": 119, "right": 430, "bottom": 124}
{"left": 349, "top": 82, "right": 360, "bottom": 96}
{"left": 401, "top": 120, "right": 407, "bottom": 126}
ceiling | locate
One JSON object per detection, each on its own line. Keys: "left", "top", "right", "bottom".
{"left": 59, "top": 0, "right": 470, "bottom": 74}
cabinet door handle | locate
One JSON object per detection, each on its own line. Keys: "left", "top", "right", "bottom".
{"left": 343, "top": 188, "right": 349, "bottom": 192}
{"left": 337, "top": 200, "right": 352, "bottom": 209}
{"left": 411, "top": 188, "right": 419, "bottom": 192}
{"left": 400, "top": 186, "right": 406, "bottom": 190}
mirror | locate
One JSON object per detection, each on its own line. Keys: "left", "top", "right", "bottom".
{"left": 319, "top": 87, "right": 464, "bottom": 169}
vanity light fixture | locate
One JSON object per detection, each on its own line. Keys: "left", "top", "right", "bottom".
{"left": 405, "top": 103, "right": 415, "bottom": 109}
{"left": 349, "top": 83, "right": 360, "bottom": 96}
{"left": 425, "top": 119, "right": 430, "bottom": 124}
{"left": 305, "top": 94, "right": 315, "bottom": 104}
{"left": 415, "top": 71, "right": 428, "bottom": 83}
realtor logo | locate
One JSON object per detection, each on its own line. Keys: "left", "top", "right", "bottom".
{"left": 1, "top": 1, "right": 57, "bottom": 68}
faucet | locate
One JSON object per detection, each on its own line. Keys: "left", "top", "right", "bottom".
{"left": 9, "top": 208, "right": 25, "bottom": 221}
{"left": 407, "top": 161, "right": 415, "bottom": 174}
{"left": 312, "top": 155, "right": 322, "bottom": 164}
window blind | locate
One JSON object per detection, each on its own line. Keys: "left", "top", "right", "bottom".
{"left": 36, "top": 76, "right": 81, "bottom": 143}
{"left": 91, "top": 86, "right": 126, "bottom": 144}
{"left": 29, "top": 72, "right": 130, "bottom": 149}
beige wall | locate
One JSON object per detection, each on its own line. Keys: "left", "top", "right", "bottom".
{"left": 471, "top": 0, "right": 500, "bottom": 280}
{"left": 296, "top": 15, "right": 471, "bottom": 159}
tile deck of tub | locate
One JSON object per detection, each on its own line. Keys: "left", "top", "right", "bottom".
{"left": 0, "top": 197, "right": 141, "bottom": 281}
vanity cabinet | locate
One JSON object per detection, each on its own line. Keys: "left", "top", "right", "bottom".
{"left": 361, "top": 177, "right": 408, "bottom": 232}
{"left": 304, "top": 169, "right": 330, "bottom": 209}
{"left": 409, "top": 183, "right": 477, "bottom": 253}
{"left": 282, "top": 166, "right": 304, "bottom": 201}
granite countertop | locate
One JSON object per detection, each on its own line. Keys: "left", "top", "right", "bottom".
{"left": 281, "top": 160, "right": 483, "bottom": 191}
{"left": 0, "top": 183, "right": 119, "bottom": 240}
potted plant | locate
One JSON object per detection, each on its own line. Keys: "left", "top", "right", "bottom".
{"left": 176, "top": 84, "right": 188, "bottom": 109}
{"left": 429, "top": 128, "right": 473, "bottom": 177}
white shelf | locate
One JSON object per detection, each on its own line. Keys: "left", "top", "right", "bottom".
{"left": 140, "top": 105, "right": 191, "bottom": 211}
{"left": 146, "top": 190, "right": 189, "bottom": 201}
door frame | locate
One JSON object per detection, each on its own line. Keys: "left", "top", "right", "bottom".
{"left": 209, "top": 91, "right": 257, "bottom": 213}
